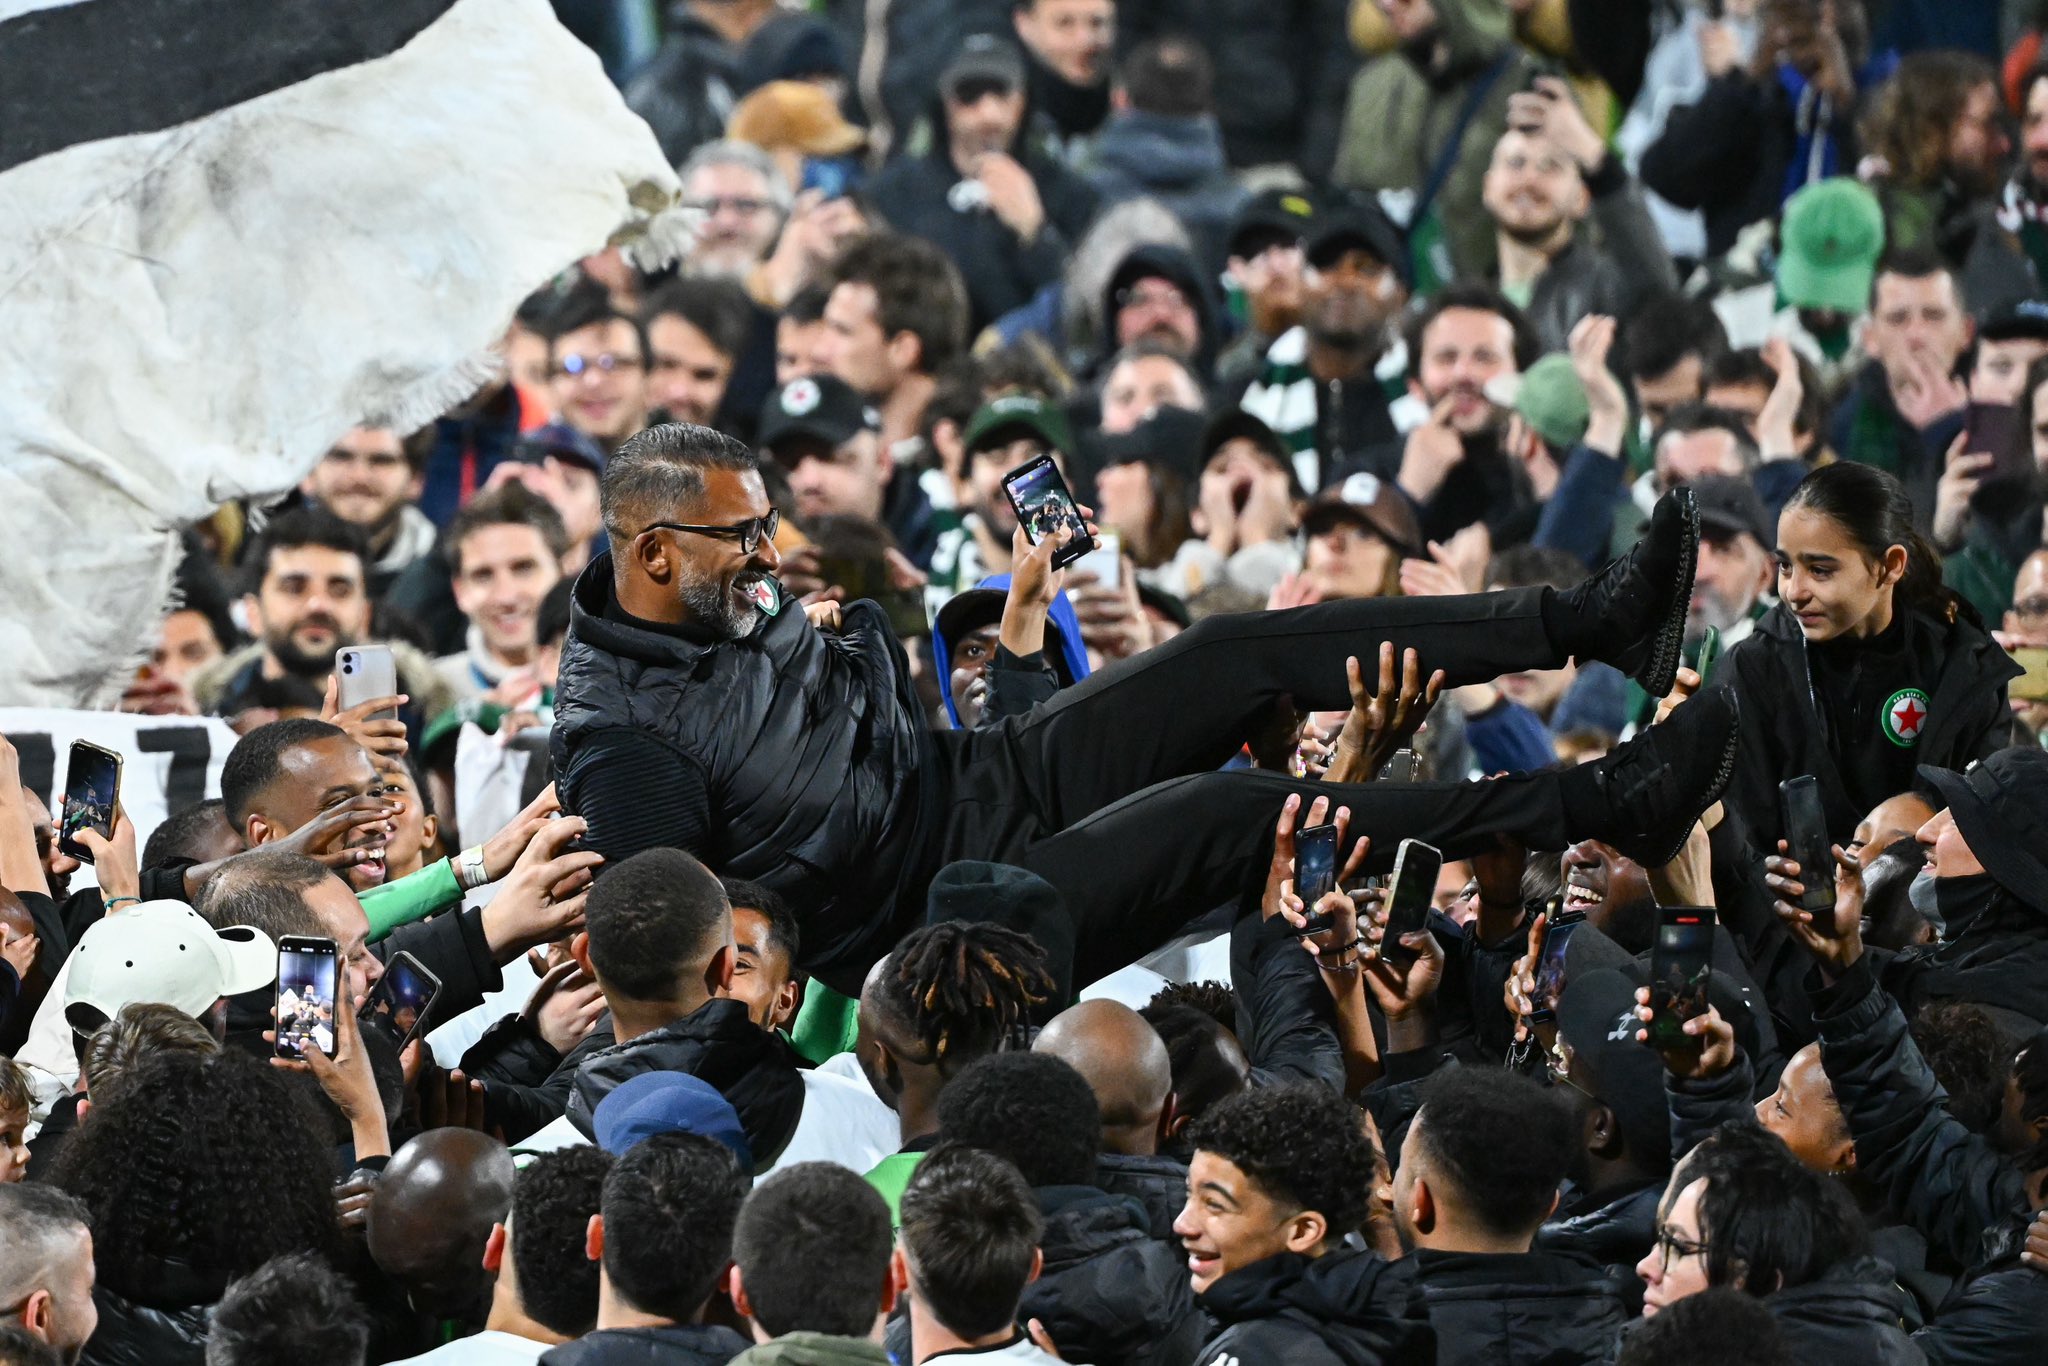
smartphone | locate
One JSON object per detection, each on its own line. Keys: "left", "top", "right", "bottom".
{"left": 1646, "top": 906, "right": 1716, "bottom": 1052}
{"left": 1289, "top": 822, "right": 1340, "bottom": 937}
{"left": 1378, "top": 748, "right": 1419, "bottom": 783}
{"left": 336, "top": 645, "right": 399, "bottom": 721}
{"left": 1779, "top": 774, "right": 1836, "bottom": 926}
{"left": 1379, "top": 839, "right": 1443, "bottom": 961}
{"left": 800, "top": 156, "right": 862, "bottom": 200}
{"left": 1003, "top": 454, "right": 1096, "bottom": 571}
{"left": 359, "top": 949, "right": 443, "bottom": 1054}
{"left": 2014, "top": 646, "right": 2048, "bottom": 703}
{"left": 1693, "top": 625, "right": 1721, "bottom": 687}
{"left": 276, "top": 935, "right": 341, "bottom": 1059}
{"left": 58, "top": 741, "right": 123, "bottom": 863}
{"left": 1528, "top": 897, "right": 1581, "bottom": 1025}
{"left": 1962, "top": 402, "right": 2030, "bottom": 495}
{"left": 1072, "top": 529, "right": 1122, "bottom": 589}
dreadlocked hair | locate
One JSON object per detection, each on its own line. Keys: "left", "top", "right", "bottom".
{"left": 879, "top": 922, "right": 1054, "bottom": 1074}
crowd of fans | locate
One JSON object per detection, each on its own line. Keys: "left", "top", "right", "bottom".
{"left": 17, "top": 0, "right": 2048, "bottom": 1363}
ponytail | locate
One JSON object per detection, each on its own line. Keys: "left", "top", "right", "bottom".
{"left": 1784, "top": 462, "right": 1977, "bottom": 626}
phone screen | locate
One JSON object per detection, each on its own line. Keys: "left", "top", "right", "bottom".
{"left": 1779, "top": 775, "right": 1836, "bottom": 923}
{"left": 1647, "top": 909, "right": 1715, "bottom": 1050}
{"left": 361, "top": 950, "right": 442, "bottom": 1053}
{"left": 1528, "top": 914, "right": 1581, "bottom": 1024}
{"left": 1381, "top": 839, "right": 1442, "bottom": 960}
{"left": 1003, "top": 456, "right": 1096, "bottom": 570}
{"left": 59, "top": 742, "right": 122, "bottom": 863}
{"left": 1378, "top": 748, "right": 1418, "bottom": 783}
{"left": 276, "top": 937, "right": 340, "bottom": 1059}
{"left": 1295, "top": 823, "right": 1339, "bottom": 908}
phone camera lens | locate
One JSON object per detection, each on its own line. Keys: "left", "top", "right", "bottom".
{"left": 342, "top": 661, "right": 354, "bottom": 673}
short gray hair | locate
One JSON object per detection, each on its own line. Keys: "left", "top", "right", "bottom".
{"left": 600, "top": 422, "right": 760, "bottom": 543}
{"left": 0, "top": 1185, "right": 91, "bottom": 1306}
{"left": 679, "top": 139, "right": 792, "bottom": 215}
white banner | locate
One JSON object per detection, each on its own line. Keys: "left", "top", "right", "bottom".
{"left": 0, "top": 708, "right": 239, "bottom": 871}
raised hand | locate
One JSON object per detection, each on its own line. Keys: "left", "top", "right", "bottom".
{"left": 1328, "top": 643, "right": 1444, "bottom": 783}
{"left": 1764, "top": 839, "right": 1865, "bottom": 974}
{"left": 1629, "top": 990, "right": 1736, "bottom": 1080}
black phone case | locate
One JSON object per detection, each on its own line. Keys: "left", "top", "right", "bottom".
{"left": 1003, "top": 456, "right": 1096, "bottom": 570}
{"left": 1780, "top": 776, "right": 1836, "bottom": 919}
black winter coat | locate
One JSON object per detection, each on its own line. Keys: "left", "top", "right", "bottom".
{"left": 1914, "top": 1243, "right": 2048, "bottom": 1365}
{"left": 553, "top": 557, "right": 937, "bottom": 977}
{"left": 1810, "top": 958, "right": 2030, "bottom": 1272}
{"left": 541, "top": 1323, "right": 750, "bottom": 1366}
{"left": 1716, "top": 604, "right": 2019, "bottom": 861}
{"left": 1411, "top": 1247, "right": 1625, "bottom": 1366}
{"left": 1766, "top": 1258, "right": 1925, "bottom": 1364}
{"left": 1193, "top": 1249, "right": 1435, "bottom": 1366}
{"left": 1534, "top": 1184, "right": 1662, "bottom": 1317}
{"left": 1096, "top": 1152, "right": 1190, "bottom": 1242}
{"left": 866, "top": 144, "right": 1099, "bottom": 331}
{"left": 78, "top": 1263, "right": 222, "bottom": 1366}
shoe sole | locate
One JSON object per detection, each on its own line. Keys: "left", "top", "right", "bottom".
{"left": 1638, "top": 695, "right": 1740, "bottom": 868}
{"left": 1637, "top": 489, "right": 1700, "bottom": 700}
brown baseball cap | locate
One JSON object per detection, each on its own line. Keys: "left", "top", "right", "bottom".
{"left": 728, "top": 80, "right": 865, "bottom": 158}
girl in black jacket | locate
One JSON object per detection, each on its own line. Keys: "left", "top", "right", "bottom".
{"left": 1718, "top": 461, "right": 2020, "bottom": 855}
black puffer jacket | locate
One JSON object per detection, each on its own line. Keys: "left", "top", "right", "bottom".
{"left": 1025, "top": 1185, "right": 1204, "bottom": 1366}
{"left": 1534, "top": 1184, "right": 1661, "bottom": 1317}
{"left": 1810, "top": 957, "right": 2030, "bottom": 1272}
{"left": 1914, "top": 1234, "right": 2048, "bottom": 1366}
{"left": 1097, "top": 1152, "right": 1190, "bottom": 1242}
{"left": 1766, "top": 1257, "right": 1924, "bottom": 1364}
{"left": 78, "top": 1262, "right": 223, "bottom": 1366}
{"left": 1194, "top": 1249, "right": 1435, "bottom": 1366}
{"left": 540, "top": 1323, "right": 750, "bottom": 1366}
{"left": 553, "top": 556, "right": 936, "bottom": 975}
{"left": 1411, "top": 1247, "right": 1626, "bottom": 1366}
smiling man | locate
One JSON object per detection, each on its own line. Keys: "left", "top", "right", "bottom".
{"left": 1178, "top": 1084, "right": 1432, "bottom": 1365}
{"left": 301, "top": 424, "right": 436, "bottom": 601}
{"left": 436, "top": 483, "right": 570, "bottom": 702}
{"left": 195, "top": 508, "right": 375, "bottom": 722}
{"left": 546, "top": 291, "right": 652, "bottom": 456}
{"left": 220, "top": 718, "right": 397, "bottom": 893}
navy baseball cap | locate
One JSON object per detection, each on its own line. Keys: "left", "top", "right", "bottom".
{"left": 592, "top": 1071, "right": 754, "bottom": 1171}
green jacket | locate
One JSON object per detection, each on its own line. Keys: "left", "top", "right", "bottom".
{"left": 1332, "top": 0, "right": 1534, "bottom": 287}
{"left": 730, "top": 1333, "right": 892, "bottom": 1366}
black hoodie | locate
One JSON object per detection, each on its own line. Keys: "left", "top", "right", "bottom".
{"left": 562, "top": 999, "right": 807, "bottom": 1168}
{"left": 1194, "top": 1248, "right": 1436, "bottom": 1366}
{"left": 1410, "top": 1246, "right": 1626, "bottom": 1366}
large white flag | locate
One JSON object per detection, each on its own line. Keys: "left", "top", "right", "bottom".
{"left": 0, "top": 0, "right": 686, "bottom": 705}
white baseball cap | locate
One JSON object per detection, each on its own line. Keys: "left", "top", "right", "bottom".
{"left": 63, "top": 900, "right": 277, "bottom": 1035}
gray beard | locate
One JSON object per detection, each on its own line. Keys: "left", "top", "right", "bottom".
{"left": 680, "top": 567, "right": 760, "bottom": 640}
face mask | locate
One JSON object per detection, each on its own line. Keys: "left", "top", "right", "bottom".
{"left": 1908, "top": 865, "right": 1941, "bottom": 927}
{"left": 1931, "top": 871, "right": 2006, "bottom": 937}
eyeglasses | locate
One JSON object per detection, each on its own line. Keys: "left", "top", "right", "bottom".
{"left": 684, "top": 196, "right": 775, "bottom": 217}
{"left": 1652, "top": 1225, "right": 1710, "bottom": 1273}
{"left": 1116, "top": 283, "right": 1192, "bottom": 312}
{"left": 637, "top": 509, "right": 780, "bottom": 555}
{"left": 554, "top": 352, "right": 642, "bottom": 380}
{"left": 948, "top": 77, "right": 1016, "bottom": 105}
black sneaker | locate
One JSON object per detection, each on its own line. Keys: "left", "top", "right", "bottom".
{"left": 1572, "top": 686, "right": 1739, "bottom": 868}
{"left": 1557, "top": 487, "right": 1699, "bottom": 698}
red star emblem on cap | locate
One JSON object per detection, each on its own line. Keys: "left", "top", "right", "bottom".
{"left": 1892, "top": 696, "right": 1925, "bottom": 738}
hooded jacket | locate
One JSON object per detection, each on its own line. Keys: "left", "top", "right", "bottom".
{"left": 552, "top": 556, "right": 938, "bottom": 977}
{"left": 1194, "top": 1249, "right": 1436, "bottom": 1366}
{"left": 562, "top": 1000, "right": 808, "bottom": 1167}
{"left": 540, "top": 1323, "right": 750, "bottom": 1366}
{"left": 1084, "top": 111, "right": 1247, "bottom": 268}
{"left": 930, "top": 574, "right": 1090, "bottom": 729}
{"left": 1333, "top": 0, "right": 1537, "bottom": 284}
{"left": 1410, "top": 1247, "right": 1626, "bottom": 1366}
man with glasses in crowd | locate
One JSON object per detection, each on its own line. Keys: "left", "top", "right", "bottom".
{"left": 545, "top": 288, "right": 652, "bottom": 458}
